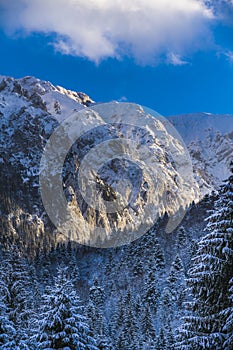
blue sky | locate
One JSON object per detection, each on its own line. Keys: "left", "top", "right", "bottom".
{"left": 1, "top": 0, "right": 233, "bottom": 116}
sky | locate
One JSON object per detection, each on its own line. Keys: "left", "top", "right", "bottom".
{"left": 0, "top": 0, "right": 233, "bottom": 116}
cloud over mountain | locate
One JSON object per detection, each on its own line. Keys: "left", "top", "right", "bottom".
{"left": 0, "top": 0, "right": 214, "bottom": 64}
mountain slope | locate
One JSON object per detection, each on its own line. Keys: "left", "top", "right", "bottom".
{"left": 169, "top": 113, "right": 233, "bottom": 195}
{"left": 0, "top": 74, "right": 232, "bottom": 251}
{"left": 0, "top": 75, "right": 232, "bottom": 350}
{"left": 0, "top": 75, "right": 198, "bottom": 248}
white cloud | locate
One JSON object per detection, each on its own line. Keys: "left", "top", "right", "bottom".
{"left": 117, "top": 96, "right": 128, "bottom": 102}
{"left": 207, "top": 0, "right": 233, "bottom": 24}
{"left": 0, "top": 0, "right": 214, "bottom": 64}
{"left": 224, "top": 51, "right": 233, "bottom": 62}
{"left": 167, "top": 53, "right": 189, "bottom": 66}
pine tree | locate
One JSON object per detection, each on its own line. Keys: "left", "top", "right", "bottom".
{"left": 87, "top": 277, "right": 112, "bottom": 348}
{"left": 89, "top": 278, "right": 105, "bottom": 309}
{"left": 0, "top": 249, "right": 34, "bottom": 328}
{"left": 167, "top": 255, "right": 184, "bottom": 285}
{"left": 108, "top": 295, "right": 123, "bottom": 340}
{"left": 156, "top": 327, "right": 167, "bottom": 350}
{"left": 0, "top": 250, "right": 36, "bottom": 349}
{"left": 176, "top": 171, "right": 233, "bottom": 349}
{"left": 133, "top": 256, "right": 144, "bottom": 277}
{"left": 141, "top": 304, "right": 156, "bottom": 347}
{"left": 37, "top": 266, "right": 98, "bottom": 349}
{"left": 86, "top": 301, "right": 111, "bottom": 349}
{"left": 0, "top": 296, "right": 16, "bottom": 349}
{"left": 134, "top": 294, "right": 143, "bottom": 319}
{"left": 176, "top": 226, "right": 187, "bottom": 251}
{"left": 164, "top": 321, "right": 175, "bottom": 350}
{"left": 148, "top": 238, "right": 165, "bottom": 271}
{"left": 141, "top": 239, "right": 163, "bottom": 314}
{"left": 167, "top": 254, "right": 186, "bottom": 308}
{"left": 97, "top": 336, "right": 113, "bottom": 350}
{"left": 143, "top": 270, "right": 160, "bottom": 313}
{"left": 156, "top": 286, "right": 175, "bottom": 349}
{"left": 116, "top": 290, "right": 140, "bottom": 350}
{"left": 116, "top": 307, "right": 139, "bottom": 350}
{"left": 222, "top": 277, "right": 233, "bottom": 349}
{"left": 69, "top": 256, "right": 80, "bottom": 282}
{"left": 157, "top": 287, "right": 173, "bottom": 327}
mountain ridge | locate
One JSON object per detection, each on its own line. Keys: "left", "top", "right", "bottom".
{"left": 0, "top": 74, "right": 232, "bottom": 250}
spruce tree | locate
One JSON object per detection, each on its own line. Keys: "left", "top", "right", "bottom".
{"left": 222, "top": 277, "right": 233, "bottom": 349}
{"left": 0, "top": 296, "right": 16, "bottom": 349}
{"left": 37, "top": 266, "right": 98, "bottom": 349}
{"left": 148, "top": 238, "right": 165, "bottom": 271}
{"left": 116, "top": 307, "right": 139, "bottom": 350}
{"left": 157, "top": 286, "right": 175, "bottom": 349}
{"left": 157, "top": 287, "right": 173, "bottom": 327}
{"left": 143, "top": 270, "right": 160, "bottom": 313}
{"left": 176, "top": 171, "right": 233, "bottom": 349}
{"left": 167, "top": 254, "right": 186, "bottom": 308}
{"left": 176, "top": 226, "right": 187, "bottom": 251}
{"left": 87, "top": 277, "right": 111, "bottom": 346}
{"left": 116, "top": 290, "right": 140, "bottom": 350}
{"left": 0, "top": 250, "right": 36, "bottom": 349}
{"left": 89, "top": 278, "right": 105, "bottom": 309}
{"left": 0, "top": 249, "right": 34, "bottom": 328}
{"left": 141, "top": 304, "right": 156, "bottom": 347}
{"left": 156, "top": 327, "right": 167, "bottom": 350}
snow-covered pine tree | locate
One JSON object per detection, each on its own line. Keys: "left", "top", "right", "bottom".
{"left": 133, "top": 256, "right": 144, "bottom": 277}
{"left": 143, "top": 269, "right": 160, "bottom": 313}
{"left": 156, "top": 286, "right": 175, "bottom": 349}
{"left": 222, "top": 277, "right": 233, "bottom": 349}
{"left": 134, "top": 294, "right": 143, "bottom": 319}
{"left": 142, "top": 239, "right": 163, "bottom": 314}
{"left": 148, "top": 238, "right": 165, "bottom": 271}
{"left": 0, "top": 293, "right": 16, "bottom": 349}
{"left": 116, "top": 306, "right": 140, "bottom": 350}
{"left": 97, "top": 336, "right": 113, "bottom": 350}
{"left": 166, "top": 322, "right": 175, "bottom": 350}
{"left": 87, "top": 279, "right": 112, "bottom": 349}
{"left": 176, "top": 226, "right": 187, "bottom": 251}
{"left": 67, "top": 254, "right": 80, "bottom": 286}
{"left": 0, "top": 249, "right": 34, "bottom": 328}
{"left": 0, "top": 297, "right": 35, "bottom": 350}
{"left": 108, "top": 294, "right": 124, "bottom": 340}
{"left": 167, "top": 254, "right": 184, "bottom": 285}
{"left": 140, "top": 304, "right": 156, "bottom": 348}
{"left": 89, "top": 278, "right": 105, "bottom": 309}
{"left": 116, "top": 290, "right": 140, "bottom": 350}
{"left": 0, "top": 250, "right": 36, "bottom": 349}
{"left": 176, "top": 169, "right": 233, "bottom": 349}
{"left": 37, "top": 266, "right": 98, "bottom": 349}
{"left": 156, "top": 327, "right": 167, "bottom": 350}
{"left": 157, "top": 286, "right": 173, "bottom": 327}
{"left": 167, "top": 254, "right": 186, "bottom": 308}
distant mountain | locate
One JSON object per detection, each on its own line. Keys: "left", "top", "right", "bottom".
{"left": 169, "top": 113, "right": 233, "bottom": 195}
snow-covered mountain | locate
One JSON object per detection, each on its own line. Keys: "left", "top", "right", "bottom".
{"left": 1, "top": 74, "right": 232, "bottom": 350}
{"left": 169, "top": 113, "right": 233, "bottom": 195}
{"left": 0, "top": 75, "right": 232, "bottom": 248}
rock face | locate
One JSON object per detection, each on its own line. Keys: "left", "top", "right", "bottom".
{"left": 0, "top": 75, "right": 92, "bottom": 251}
{"left": 0, "top": 75, "right": 232, "bottom": 251}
